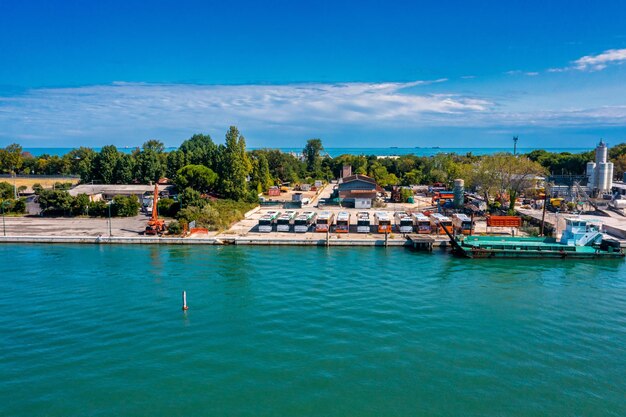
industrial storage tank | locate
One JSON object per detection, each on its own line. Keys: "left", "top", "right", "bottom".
{"left": 453, "top": 179, "right": 464, "bottom": 208}
{"left": 586, "top": 162, "right": 596, "bottom": 188}
{"left": 596, "top": 162, "right": 613, "bottom": 193}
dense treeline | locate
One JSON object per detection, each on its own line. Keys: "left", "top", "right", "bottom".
{"left": 2, "top": 132, "right": 626, "bottom": 222}
{"left": 3, "top": 135, "right": 626, "bottom": 191}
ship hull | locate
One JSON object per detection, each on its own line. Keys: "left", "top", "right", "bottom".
{"left": 455, "top": 247, "right": 624, "bottom": 259}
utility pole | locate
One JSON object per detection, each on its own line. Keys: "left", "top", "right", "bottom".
{"left": 513, "top": 136, "right": 519, "bottom": 155}
{"left": 540, "top": 185, "right": 549, "bottom": 236}
{"left": 108, "top": 202, "right": 112, "bottom": 237}
{"left": 2, "top": 201, "right": 6, "bottom": 236}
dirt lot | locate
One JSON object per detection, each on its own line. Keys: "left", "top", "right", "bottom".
{"left": 1, "top": 176, "right": 80, "bottom": 193}
{"left": 2, "top": 214, "right": 152, "bottom": 237}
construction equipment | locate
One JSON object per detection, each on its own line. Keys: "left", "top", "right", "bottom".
{"left": 573, "top": 181, "right": 599, "bottom": 212}
{"left": 144, "top": 184, "right": 166, "bottom": 235}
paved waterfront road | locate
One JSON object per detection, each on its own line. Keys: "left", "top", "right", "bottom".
{"left": 1, "top": 245, "right": 625, "bottom": 416}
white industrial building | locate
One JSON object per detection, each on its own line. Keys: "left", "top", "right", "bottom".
{"left": 586, "top": 140, "right": 614, "bottom": 195}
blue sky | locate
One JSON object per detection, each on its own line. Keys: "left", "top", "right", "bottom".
{"left": 1, "top": 0, "right": 626, "bottom": 148}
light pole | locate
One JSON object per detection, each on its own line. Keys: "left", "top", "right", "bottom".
{"left": 108, "top": 201, "right": 112, "bottom": 237}
{"left": 1, "top": 201, "right": 7, "bottom": 237}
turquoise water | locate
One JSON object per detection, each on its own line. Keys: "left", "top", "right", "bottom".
{"left": 23, "top": 147, "right": 588, "bottom": 157}
{"left": 1, "top": 244, "right": 625, "bottom": 416}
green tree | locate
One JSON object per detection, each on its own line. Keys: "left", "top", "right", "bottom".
{"left": 368, "top": 162, "right": 398, "bottom": 187}
{"left": 111, "top": 195, "right": 140, "bottom": 217}
{"left": 175, "top": 164, "right": 218, "bottom": 193}
{"left": 158, "top": 198, "right": 178, "bottom": 217}
{"left": 66, "top": 147, "right": 96, "bottom": 181}
{"left": 179, "top": 133, "right": 218, "bottom": 168}
{"left": 93, "top": 145, "right": 121, "bottom": 184}
{"left": 0, "top": 143, "right": 24, "bottom": 173}
{"left": 180, "top": 187, "right": 206, "bottom": 209}
{"left": 402, "top": 169, "right": 423, "bottom": 186}
{"left": 0, "top": 182, "right": 15, "bottom": 199}
{"left": 116, "top": 154, "right": 136, "bottom": 184}
{"left": 71, "top": 194, "right": 90, "bottom": 216}
{"left": 166, "top": 150, "right": 186, "bottom": 178}
{"left": 135, "top": 141, "right": 165, "bottom": 184}
{"left": 250, "top": 154, "right": 273, "bottom": 193}
{"left": 38, "top": 189, "right": 74, "bottom": 216}
{"left": 219, "top": 126, "right": 250, "bottom": 200}
{"left": 303, "top": 138, "right": 324, "bottom": 174}
{"left": 472, "top": 153, "right": 546, "bottom": 213}
{"left": 142, "top": 139, "right": 165, "bottom": 153}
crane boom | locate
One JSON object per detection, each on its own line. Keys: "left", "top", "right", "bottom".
{"left": 151, "top": 183, "right": 159, "bottom": 221}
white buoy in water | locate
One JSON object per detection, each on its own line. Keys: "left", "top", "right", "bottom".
{"left": 182, "top": 291, "right": 189, "bottom": 311}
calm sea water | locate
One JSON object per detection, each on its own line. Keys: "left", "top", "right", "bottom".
{"left": 1, "top": 245, "right": 625, "bottom": 417}
{"left": 23, "top": 147, "right": 589, "bottom": 157}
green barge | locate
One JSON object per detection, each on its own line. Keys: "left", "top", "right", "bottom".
{"left": 450, "top": 218, "right": 624, "bottom": 259}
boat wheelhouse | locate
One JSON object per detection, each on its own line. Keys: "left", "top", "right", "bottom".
{"left": 258, "top": 211, "right": 280, "bottom": 233}
{"left": 412, "top": 213, "right": 431, "bottom": 234}
{"left": 315, "top": 211, "right": 335, "bottom": 232}
{"left": 429, "top": 213, "right": 452, "bottom": 235}
{"left": 294, "top": 211, "right": 316, "bottom": 233}
{"left": 276, "top": 210, "right": 298, "bottom": 232}
{"left": 374, "top": 211, "right": 392, "bottom": 233}
{"left": 356, "top": 212, "right": 371, "bottom": 233}
{"left": 394, "top": 211, "right": 414, "bottom": 233}
{"left": 452, "top": 213, "right": 473, "bottom": 235}
{"left": 335, "top": 211, "right": 351, "bottom": 233}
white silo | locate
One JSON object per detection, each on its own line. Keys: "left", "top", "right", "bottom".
{"left": 598, "top": 162, "right": 614, "bottom": 193}
{"left": 587, "top": 140, "right": 614, "bottom": 194}
{"left": 586, "top": 162, "right": 596, "bottom": 188}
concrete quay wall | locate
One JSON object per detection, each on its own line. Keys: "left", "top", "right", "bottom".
{"left": 0, "top": 235, "right": 451, "bottom": 247}
{"left": 0, "top": 236, "right": 219, "bottom": 245}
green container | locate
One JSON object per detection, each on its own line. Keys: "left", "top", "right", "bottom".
{"left": 407, "top": 197, "right": 414, "bottom": 204}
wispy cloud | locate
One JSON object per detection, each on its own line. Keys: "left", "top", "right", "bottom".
{"left": 548, "top": 48, "right": 626, "bottom": 73}
{"left": 1, "top": 77, "right": 625, "bottom": 146}
{"left": 505, "top": 70, "right": 540, "bottom": 76}
{"left": 0, "top": 81, "right": 491, "bottom": 144}
{"left": 573, "top": 48, "right": 626, "bottom": 71}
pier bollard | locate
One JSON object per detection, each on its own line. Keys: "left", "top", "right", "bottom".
{"left": 182, "top": 291, "right": 189, "bottom": 311}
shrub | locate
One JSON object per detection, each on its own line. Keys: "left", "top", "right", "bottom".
{"left": 88, "top": 200, "right": 108, "bottom": 217}
{"left": 177, "top": 199, "right": 257, "bottom": 231}
{"left": 167, "top": 220, "right": 183, "bottom": 235}
{"left": 0, "top": 182, "right": 14, "bottom": 199}
{"left": 111, "top": 195, "right": 140, "bottom": 217}
{"left": 0, "top": 198, "right": 26, "bottom": 214}
{"left": 54, "top": 182, "right": 73, "bottom": 190}
{"left": 400, "top": 188, "right": 413, "bottom": 203}
{"left": 157, "top": 198, "right": 179, "bottom": 217}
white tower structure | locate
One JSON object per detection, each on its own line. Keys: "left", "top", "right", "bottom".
{"left": 587, "top": 140, "right": 614, "bottom": 194}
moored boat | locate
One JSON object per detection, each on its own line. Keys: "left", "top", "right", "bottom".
{"left": 452, "top": 217, "right": 624, "bottom": 259}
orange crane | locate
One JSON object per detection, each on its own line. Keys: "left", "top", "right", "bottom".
{"left": 144, "top": 184, "right": 166, "bottom": 235}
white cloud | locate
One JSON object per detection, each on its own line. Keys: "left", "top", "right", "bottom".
{"left": 573, "top": 48, "right": 626, "bottom": 71}
{"left": 548, "top": 48, "right": 626, "bottom": 73}
{"left": 0, "top": 81, "right": 491, "bottom": 144}
{"left": 1, "top": 78, "right": 626, "bottom": 146}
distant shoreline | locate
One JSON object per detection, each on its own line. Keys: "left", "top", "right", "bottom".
{"left": 21, "top": 146, "right": 590, "bottom": 157}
